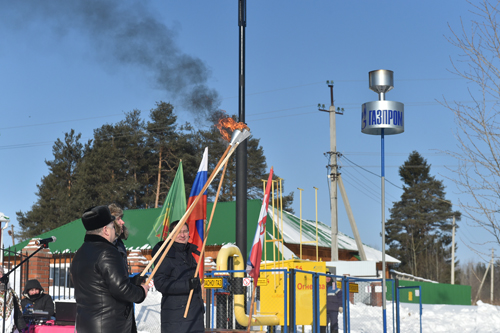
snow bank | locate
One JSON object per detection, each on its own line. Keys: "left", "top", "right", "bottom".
{"left": 136, "top": 293, "right": 500, "bottom": 333}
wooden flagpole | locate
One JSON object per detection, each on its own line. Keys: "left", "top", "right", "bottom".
{"left": 183, "top": 160, "right": 229, "bottom": 318}
{"left": 141, "top": 144, "right": 229, "bottom": 279}
{"left": 142, "top": 142, "right": 240, "bottom": 285}
{"left": 247, "top": 284, "right": 258, "bottom": 331}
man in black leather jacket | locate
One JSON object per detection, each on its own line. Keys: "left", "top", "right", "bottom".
{"left": 152, "top": 220, "right": 204, "bottom": 333}
{"left": 71, "top": 205, "right": 149, "bottom": 333}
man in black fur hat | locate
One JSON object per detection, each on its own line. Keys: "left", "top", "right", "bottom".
{"left": 71, "top": 205, "right": 149, "bottom": 333}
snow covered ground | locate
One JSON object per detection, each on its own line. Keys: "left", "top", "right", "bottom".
{"left": 346, "top": 301, "right": 500, "bottom": 333}
{"left": 135, "top": 290, "right": 500, "bottom": 333}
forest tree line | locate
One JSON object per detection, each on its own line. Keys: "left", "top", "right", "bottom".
{"left": 16, "top": 102, "right": 293, "bottom": 241}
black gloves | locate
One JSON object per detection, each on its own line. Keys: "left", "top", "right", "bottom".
{"left": 189, "top": 277, "right": 201, "bottom": 290}
{"left": 130, "top": 274, "right": 147, "bottom": 286}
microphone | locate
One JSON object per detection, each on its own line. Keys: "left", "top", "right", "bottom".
{"left": 35, "top": 236, "right": 56, "bottom": 246}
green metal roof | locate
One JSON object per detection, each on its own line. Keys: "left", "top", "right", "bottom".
{"left": 8, "top": 200, "right": 268, "bottom": 254}
{"left": 8, "top": 201, "right": 398, "bottom": 263}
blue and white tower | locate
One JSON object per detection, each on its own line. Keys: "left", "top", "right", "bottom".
{"left": 362, "top": 69, "right": 404, "bottom": 333}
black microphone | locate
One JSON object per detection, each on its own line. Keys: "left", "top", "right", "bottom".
{"left": 35, "top": 236, "right": 56, "bottom": 246}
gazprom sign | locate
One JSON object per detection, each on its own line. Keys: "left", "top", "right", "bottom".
{"left": 361, "top": 100, "right": 404, "bottom": 135}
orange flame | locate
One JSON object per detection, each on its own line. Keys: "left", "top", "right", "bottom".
{"left": 216, "top": 114, "right": 249, "bottom": 142}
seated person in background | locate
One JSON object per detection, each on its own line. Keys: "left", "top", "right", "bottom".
{"left": 21, "top": 280, "right": 54, "bottom": 317}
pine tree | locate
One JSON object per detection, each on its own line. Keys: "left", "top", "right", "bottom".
{"left": 146, "top": 101, "right": 198, "bottom": 207}
{"left": 16, "top": 130, "right": 84, "bottom": 239}
{"left": 16, "top": 105, "right": 295, "bottom": 240}
{"left": 386, "top": 151, "right": 461, "bottom": 282}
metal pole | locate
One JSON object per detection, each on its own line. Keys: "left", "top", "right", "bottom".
{"left": 451, "top": 215, "right": 456, "bottom": 284}
{"left": 236, "top": 0, "right": 247, "bottom": 262}
{"left": 314, "top": 187, "right": 319, "bottom": 262}
{"left": 298, "top": 188, "right": 304, "bottom": 259}
{"left": 381, "top": 128, "right": 387, "bottom": 333}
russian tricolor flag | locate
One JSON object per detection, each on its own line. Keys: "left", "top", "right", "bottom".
{"left": 246, "top": 167, "right": 274, "bottom": 281}
{"left": 187, "top": 147, "right": 208, "bottom": 276}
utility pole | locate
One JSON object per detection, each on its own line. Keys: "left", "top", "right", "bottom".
{"left": 491, "top": 248, "right": 495, "bottom": 304}
{"left": 451, "top": 215, "right": 456, "bottom": 284}
{"left": 338, "top": 175, "right": 367, "bottom": 260}
{"left": 474, "top": 250, "right": 494, "bottom": 305}
{"left": 318, "top": 81, "right": 343, "bottom": 261}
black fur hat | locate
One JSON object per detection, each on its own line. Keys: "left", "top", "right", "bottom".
{"left": 82, "top": 205, "right": 116, "bottom": 231}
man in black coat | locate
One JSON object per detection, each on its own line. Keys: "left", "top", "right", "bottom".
{"left": 71, "top": 205, "right": 149, "bottom": 333}
{"left": 152, "top": 221, "right": 204, "bottom": 333}
{"left": 21, "top": 279, "right": 54, "bottom": 318}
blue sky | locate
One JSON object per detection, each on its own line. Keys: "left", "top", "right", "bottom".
{"left": 0, "top": 1, "right": 492, "bottom": 266}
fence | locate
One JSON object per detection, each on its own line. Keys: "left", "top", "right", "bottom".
{"left": 1, "top": 247, "right": 138, "bottom": 301}
{"left": 1, "top": 248, "right": 30, "bottom": 299}
{"left": 203, "top": 269, "right": 423, "bottom": 333}
{"left": 0, "top": 246, "right": 427, "bottom": 332}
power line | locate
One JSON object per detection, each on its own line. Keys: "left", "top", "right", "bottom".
{"left": 221, "top": 77, "right": 465, "bottom": 100}
{"left": 0, "top": 113, "right": 124, "bottom": 131}
{"left": 340, "top": 160, "right": 400, "bottom": 202}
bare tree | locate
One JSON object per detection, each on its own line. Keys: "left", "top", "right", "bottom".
{"left": 443, "top": 0, "right": 500, "bottom": 250}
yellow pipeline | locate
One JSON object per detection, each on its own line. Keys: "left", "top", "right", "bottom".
{"left": 216, "top": 244, "right": 280, "bottom": 327}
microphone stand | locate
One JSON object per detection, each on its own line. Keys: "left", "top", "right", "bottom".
{"left": 1, "top": 243, "right": 49, "bottom": 333}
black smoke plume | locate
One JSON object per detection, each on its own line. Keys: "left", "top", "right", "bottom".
{"left": 1, "top": 0, "right": 220, "bottom": 118}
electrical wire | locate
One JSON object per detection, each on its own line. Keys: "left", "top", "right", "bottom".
{"left": 220, "top": 77, "right": 465, "bottom": 100}
{"left": 341, "top": 154, "right": 403, "bottom": 190}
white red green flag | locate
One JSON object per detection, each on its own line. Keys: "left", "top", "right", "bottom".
{"left": 246, "top": 167, "right": 274, "bottom": 281}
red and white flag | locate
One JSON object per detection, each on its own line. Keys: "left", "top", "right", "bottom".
{"left": 246, "top": 167, "right": 274, "bottom": 281}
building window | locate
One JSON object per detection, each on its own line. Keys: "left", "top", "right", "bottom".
{"left": 50, "top": 265, "right": 73, "bottom": 288}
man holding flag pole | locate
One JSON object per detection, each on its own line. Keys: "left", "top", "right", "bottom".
{"left": 246, "top": 167, "right": 274, "bottom": 331}
{"left": 150, "top": 149, "right": 208, "bottom": 333}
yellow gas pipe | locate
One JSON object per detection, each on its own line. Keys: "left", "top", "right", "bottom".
{"left": 216, "top": 244, "right": 280, "bottom": 327}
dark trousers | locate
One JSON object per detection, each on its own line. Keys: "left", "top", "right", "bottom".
{"left": 327, "top": 310, "right": 339, "bottom": 331}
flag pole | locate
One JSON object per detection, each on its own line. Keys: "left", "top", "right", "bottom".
{"left": 245, "top": 167, "right": 274, "bottom": 331}
{"left": 184, "top": 160, "right": 229, "bottom": 318}
{"left": 247, "top": 284, "right": 257, "bottom": 332}
{"left": 141, "top": 144, "right": 230, "bottom": 278}
{"left": 142, "top": 133, "right": 247, "bottom": 284}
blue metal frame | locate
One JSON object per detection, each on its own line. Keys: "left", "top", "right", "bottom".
{"left": 284, "top": 270, "right": 288, "bottom": 333}
{"left": 391, "top": 281, "right": 396, "bottom": 333}
{"left": 205, "top": 268, "right": 410, "bottom": 332}
{"left": 314, "top": 273, "right": 320, "bottom": 333}
{"left": 397, "top": 285, "right": 422, "bottom": 333}
{"left": 344, "top": 277, "right": 399, "bottom": 333}
{"left": 343, "top": 276, "right": 350, "bottom": 333}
